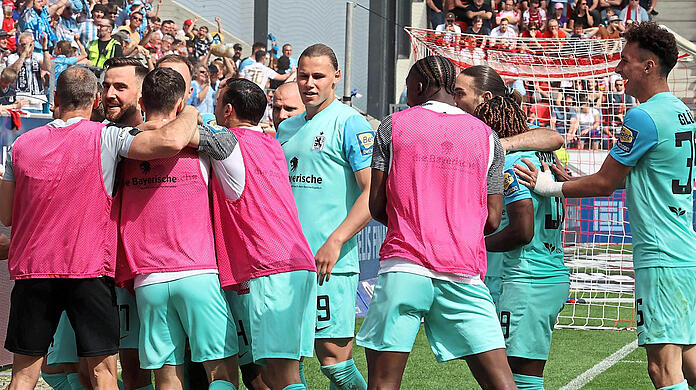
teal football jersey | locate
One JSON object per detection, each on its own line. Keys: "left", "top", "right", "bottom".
{"left": 486, "top": 209, "right": 507, "bottom": 279}
{"left": 610, "top": 92, "right": 696, "bottom": 269}
{"left": 502, "top": 151, "right": 568, "bottom": 283}
{"left": 276, "top": 100, "right": 374, "bottom": 274}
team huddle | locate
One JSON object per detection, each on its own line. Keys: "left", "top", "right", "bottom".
{"left": 2, "top": 21, "right": 696, "bottom": 390}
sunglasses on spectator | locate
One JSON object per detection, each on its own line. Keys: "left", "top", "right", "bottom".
{"left": 131, "top": 16, "right": 143, "bottom": 21}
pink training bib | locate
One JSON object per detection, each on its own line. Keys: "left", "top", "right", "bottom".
{"left": 379, "top": 106, "right": 491, "bottom": 276}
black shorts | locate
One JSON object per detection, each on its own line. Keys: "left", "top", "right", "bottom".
{"left": 4, "top": 277, "right": 119, "bottom": 357}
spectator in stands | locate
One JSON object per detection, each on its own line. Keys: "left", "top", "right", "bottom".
{"left": 188, "top": 16, "right": 222, "bottom": 64}
{"left": 496, "top": 0, "right": 520, "bottom": 31}
{"left": 148, "top": 15, "right": 161, "bottom": 33}
{"left": 280, "top": 43, "right": 298, "bottom": 73}
{"left": 436, "top": 12, "right": 462, "bottom": 46}
{"left": 160, "top": 33, "right": 174, "bottom": 55}
{"left": 426, "top": 0, "right": 446, "bottom": 28}
{"left": 105, "top": 3, "right": 119, "bottom": 23}
{"left": 465, "top": 0, "right": 494, "bottom": 30}
{"left": 489, "top": 17, "right": 517, "bottom": 50}
{"left": 19, "top": 0, "right": 62, "bottom": 50}
{"left": 188, "top": 63, "right": 215, "bottom": 113}
{"left": 239, "top": 41, "right": 265, "bottom": 72}
{"left": 520, "top": 22, "right": 544, "bottom": 53}
{"left": 596, "top": 0, "right": 622, "bottom": 21}
{"left": 575, "top": 96, "right": 605, "bottom": 149}
{"left": 607, "top": 79, "right": 635, "bottom": 126}
{"left": 53, "top": 39, "right": 88, "bottom": 86}
{"left": 271, "top": 81, "right": 304, "bottom": 130}
{"left": 551, "top": 94, "right": 578, "bottom": 139}
{"left": 231, "top": 42, "right": 242, "bottom": 69}
{"left": 639, "top": 0, "right": 657, "bottom": 17}
{"left": 0, "top": 67, "right": 19, "bottom": 106}
{"left": 87, "top": 17, "right": 123, "bottom": 68}
{"left": 5, "top": 32, "right": 50, "bottom": 106}
{"left": 118, "top": 11, "right": 143, "bottom": 54}
{"left": 620, "top": 0, "right": 649, "bottom": 24}
{"left": 597, "top": 14, "right": 624, "bottom": 38}
{"left": 55, "top": 0, "right": 80, "bottom": 47}
{"left": 542, "top": 17, "right": 567, "bottom": 38}
{"left": 240, "top": 49, "right": 293, "bottom": 89}
{"left": 466, "top": 15, "right": 490, "bottom": 35}
{"left": 161, "top": 19, "right": 176, "bottom": 36}
{"left": 569, "top": 0, "right": 600, "bottom": 30}
{"left": 208, "top": 63, "right": 221, "bottom": 91}
{"left": 0, "top": 31, "right": 13, "bottom": 65}
{"left": 523, "top": 0, "right": 547, "bottom": 32}
{"left": 2, "top": 5, "right": 17, "bottom": 51}
{"left": 78, "top": 4, "right": 104, "bottom": 47}
{"left": 550, "top": 2, "right": 569, "bottom": 30}
{"left": 459, "top": 34, "right": 486, "bottom": 65}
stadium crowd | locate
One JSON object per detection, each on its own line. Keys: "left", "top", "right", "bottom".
{"left": 427, "top": 0, "right": 653, "bottom": 150}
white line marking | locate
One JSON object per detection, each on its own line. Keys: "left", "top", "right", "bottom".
{"left": 559, "top": 339, "right": 639, "bottom": 390}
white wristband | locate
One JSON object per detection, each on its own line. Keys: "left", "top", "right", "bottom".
{"left": 533, "top": 169, "right": 564, "bottom": 198}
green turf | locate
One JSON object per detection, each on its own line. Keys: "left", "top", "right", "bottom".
{"left": 557, "top": 292, "right": 636, "bottom": 329}
{"left": 286, "top": 320, "right": 648, "bottom": 390}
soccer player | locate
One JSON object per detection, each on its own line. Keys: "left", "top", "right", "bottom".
{"left": 477, "top": 96, "right": 569, "bottom": 390}
{"left": 102, "top": 57, "right": 154, "bottom": 390}
{"left": 276, "top": 43, "right": 372, "bottom": 390}
{"left": 0, "top": 66, "right": 199, "bottom": 390}
{"left": 205, "top": 77, "right": 317, "bottom": 390}
{"left": 117, "top": 67, "right": 239, "bottom": 390}
{"left": 514, "top": 22, "right": 696, "bottom": 390}
{"left": 272, "top": 82, "right": 304, "bottom": 130}
{"left": 356, "top": 56, "right": 516, "bottom": 390}
{"left": 454, "top": 64, "right": 565, "bottom": 305}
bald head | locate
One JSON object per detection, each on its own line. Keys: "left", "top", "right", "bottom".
{"left": 272, "top": 82, "right": 304, "bottom": 129}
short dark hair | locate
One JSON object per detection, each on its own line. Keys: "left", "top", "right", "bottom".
{"left": 254, "top": 50, "right": 266, "bottom": 62}
{"left": 148, "top": 15, "right": 160, "bottom": 23}
{"left": 56, "top": 40, "right": 72, "bottom": 55}
{"left": 282, "top": 43, "right": 292, "bottom": 51}
{"left": 220, "top": 78, "right": 267, "bottom": 125}
{"left": 102, "top": 17, "right": 115, "bottom": 28}
{"left": 252, "top": 41, "right": 265, "bottom": 52}
{"left": 56, "top": 66, "right": 98, "bottom": 111}
{"left": 162, "top": 19, "right": 175, "bottom": 26}
{"left": 156, "top": 54, "right": 194, "bottom": 77}
{"left": 300, "top": 43, "right": 339, "bottom": 70}
{"left": 105, "top": 3, "right": 118, "bottom": 14}
{"left": 104, "top": 57, "right": 149, "bottom": 82}
{"left": 623, "top": 22, "right": 679, "bottom": 77}
{"left": 141, "top": 68, "right": 186, "bottom": 114}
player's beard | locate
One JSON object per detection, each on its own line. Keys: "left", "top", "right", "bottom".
{"left": 104, "top": 100, "right": 139, "bottom": 124}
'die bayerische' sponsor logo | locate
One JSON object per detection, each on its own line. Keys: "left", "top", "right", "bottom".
{"left": 124, "top": 161, "right": 197, "bottom": 188}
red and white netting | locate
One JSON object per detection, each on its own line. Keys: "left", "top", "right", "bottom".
{"left": 407, "top": 26, "right": 696, "bottom": 329}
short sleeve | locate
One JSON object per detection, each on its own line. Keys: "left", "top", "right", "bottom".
{"left": 342, "top": 114, "right": 374, "bottom": 172}
{"left": 101, "top": 124, "right": 139, "bottom": 158}
{"left": 3, "top": 143, "right": 14, "bottom": 182}
{"left": 609, "top": 107, "right": 658, "bottom": 167}
{"left": 487, "top": 133, "right": 505, "bottom": 195}
{"left": 265, "top": 67, "right": 279, "bottom": 80}
{"left": 503, "top": 157, "right": 532, "bottom": 205}
{"left": 371, "top": 114, "right": 392, "bottom": 172}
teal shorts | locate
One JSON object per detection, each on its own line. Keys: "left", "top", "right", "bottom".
{"left": 46, "top": 311, "right": 78, "bottom": 365}
{"left": 226, "top": 291, "right": 254, "bottom": 366}
{"left": 315, "top": 273, "right": 359, "bottom": 339}
{"left": 634, "top": 267, "right": 696, "bottom": 346}
{"left": 135, "top": 273, "right": 238, "bottom": 369}
{"left": 356, "top": 272, "right": 506, "bottom": 362}
{"left": 497, "top": 281, "right": 569, "bottom": 360}
{"left": 484, "top": 274, "right": 503, "bottom": 307}
{"left": 116, "top": 286, "right": 140, "bottom": 350}
{"left": 240, "top": 270, "right": 316, "bottom": 363}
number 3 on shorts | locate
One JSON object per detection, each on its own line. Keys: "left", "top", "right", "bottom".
{"left": 317, "top": 295, "right": 331, "bottom": 321}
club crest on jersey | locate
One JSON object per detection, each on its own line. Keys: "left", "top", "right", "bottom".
{"left": 356, "top": 131, "right": 374, "bottom": 155}
{"left": 503, "top": 168, "right": 520, "bottom": 197}
{"left": 617, "top": 126, "right": 638, "bottom": 153}
{"left": 312, "top": 132, "right": 325, "bottom": 151}
{"left": 201, "top": 113, "right": 226, "bottom": 134}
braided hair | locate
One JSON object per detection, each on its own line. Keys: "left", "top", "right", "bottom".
{"left": 473, "top": 96, "right": 529, "bottom": 139}
{"left": 414, "top": 55, "right": 457, "bottom": 95}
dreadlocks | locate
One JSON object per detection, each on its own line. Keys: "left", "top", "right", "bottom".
{"left": 473, "top": 96, "right": 529, "bottom": 139}
{"left": 414, "top": 55, "right": 457, "bottom": 95}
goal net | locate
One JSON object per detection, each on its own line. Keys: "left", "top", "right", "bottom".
{"left": 406, "top": 26, "right": 696, "bottom": 330}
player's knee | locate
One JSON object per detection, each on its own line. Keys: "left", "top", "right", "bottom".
{"left": 648, "top": 360, "right": 681, "bottom": 383}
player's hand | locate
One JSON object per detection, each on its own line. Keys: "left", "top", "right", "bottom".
{"left": 514, "top": 157, "right": 539, "bottom": 189}
{"left": 315, "top": 236, "right": 342, "bottom": 286}
{"left": 550, "top": 156, "right": 571, "bottom": 182}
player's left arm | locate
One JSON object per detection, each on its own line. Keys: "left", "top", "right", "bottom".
{"left": 486, "top": 199, "right": 534, "bottom": 252}
{"left": 315, "top": 115, "right": 374, "bottom": 285}
{"left": 500, "top": 127, "right": 564, "bottom": 152}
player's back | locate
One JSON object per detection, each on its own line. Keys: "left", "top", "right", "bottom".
{"left": 502, "top": 151, "right": 568, "bottom": 283}
{"left": 612, "top": 92, "right": 696, "bottom": 268}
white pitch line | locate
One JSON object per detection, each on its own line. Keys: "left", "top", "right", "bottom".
{"left": 559, "top": 339, "right": 639, "bottom": 390}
